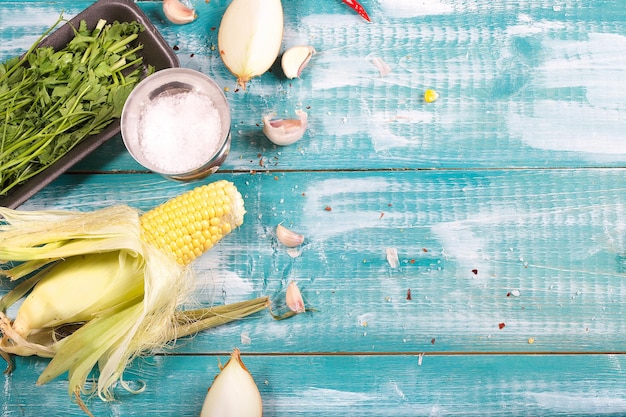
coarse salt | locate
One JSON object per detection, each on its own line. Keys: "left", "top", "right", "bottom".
{"left": 138, "top": 91, "right": 222, "bottom": 173}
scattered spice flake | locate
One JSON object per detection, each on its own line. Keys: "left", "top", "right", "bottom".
{"left": 528, "top": 337, "right": 535, "bottom": 344}
{"left": 388, "top": 203, "right": 393, "bottom": 207}
{"left": 409, "top": 259, "right": 416, "bottom": 264}
{"left": 210, "top": 26, "right": 216, "bottom": 30}
{"left": 173, "top": 45, "right": 180, "bottom": 51}
{"left": 324, "top": 205, "right": 332, "bottom": 211}
{"left": 506, "top": 292, "right": 511, "bottom": 297}
{"left": 431, "top": 338, "right": 436, "bottom": 345}
{"left": 471, "top": 269, "right": 478, "bottom": 275}
{"left": 190, "top": 53, "right": 195, "bottom": 58}
{"left": 422, "top": 248, "right": 428, "bottom": 253}
{"left": 274, "top": 176, "right": 279, "bottom": 180}
{"left": 498, "top": 322, "right": 506, "bottom": 329}
{"left": 379, "top": 212, "right": 385, "bottom": 219}
{"left": 224, "top": 86, "right": 229, "bottom": 92}
{"left": 406, "top": 289, "right": 412, "bottom": 300}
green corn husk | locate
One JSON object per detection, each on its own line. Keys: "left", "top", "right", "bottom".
{"left": 0, "top": 204, "right": 268, "bottom": 416}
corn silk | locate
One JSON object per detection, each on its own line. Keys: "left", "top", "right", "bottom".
{"left": 0, "top": 206, "right": 193, "bottom": 401}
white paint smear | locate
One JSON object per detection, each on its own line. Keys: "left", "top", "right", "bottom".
{"left": 508, "top": 32, "right": 626, "bottom": 158}
{"left": 431, "top": 220, "right": 491, "bottom": 276}
{"left": 378, "top": 0, "right": 454, "bottom": 17}
{"left": 527, "top": 392, "right": 626, "bottom": 413}
{"left": 193, "top": 251, "right": 255, "bottom": 304}
{"left": 508, "top": 101, "right": 626, "bottom": 155}
{"left": 302, "top": 177, "right": 395, "bottom": 237}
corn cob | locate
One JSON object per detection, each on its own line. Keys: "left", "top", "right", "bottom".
{"left": 0, "top": 179, "right": 262, "bottom": 413}
{"left": 141, "top": 180, "right": 245, "bottom": 265}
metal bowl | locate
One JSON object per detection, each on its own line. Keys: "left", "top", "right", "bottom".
{"left": 121, "top": 68, "right": 232, "bottom": 181}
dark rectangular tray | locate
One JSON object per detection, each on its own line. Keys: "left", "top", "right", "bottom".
{"left": 0, "top": 0, "right": 179, "bottom": 209}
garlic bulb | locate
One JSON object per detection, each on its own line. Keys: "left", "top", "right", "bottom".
{"left": 281, "top": 45, "right": 316, "bottom": 79}
{"left": 162, "top": 0, "right": 196, "bottom": 24}
{"left": 262, "top": 110, "right": 308, "bottom": 146}
{"left": 276, "top": 224, "right": 305, "bottom": 247}
{"left": 218, "top": 0, "right": 284, "bottom": 88}
{"left": 200, "top": 349, "right": 262, "bottom": 417}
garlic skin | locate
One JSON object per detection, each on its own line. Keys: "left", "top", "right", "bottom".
{"left": 276, "top": 224, "right": 305, "bottom": 247}
{"left": 281, "top": 45, "right": 316, "bottom": 79}
{"left": 218, "top": 0, "right": 284, "bottom": 88}
{"left": 263, "top": 110, "right": 308, "bottom": 146}
{"left": 200, "top": 348, "right": 262, "bottom": 417}
{"left": 286, "top": 281, "right": 305, "bottom": 313}
{"left": 371, "top": 56, "right": 391, "bottom": 77}
{"left": 162, "top": 0, "right": 197, "bottom": 25}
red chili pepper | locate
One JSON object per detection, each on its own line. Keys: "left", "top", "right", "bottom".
{"left": 342, "top": 0, "right": 371, "bottom": 22}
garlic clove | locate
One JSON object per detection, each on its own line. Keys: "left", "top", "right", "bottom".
{"left": 276, "top": 224, "right": 305, "bottom": 247}
{"left": 285, "top": 281, "right": 305, "bottom": 313}
{"left": 163, "top": 0, "right": 197, "bottom": 24}
{"left": 281, "top": 45, "right": 316, "bottom": 79}
{"left": 262, "top": 110, "right": 308, "bottom": 146}
{"left": 200, "top": 348, "right": 262, "bottom": 417}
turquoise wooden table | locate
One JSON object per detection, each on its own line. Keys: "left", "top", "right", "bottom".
{"left": 3, "top": 0, "right": 626, "bottom": 415}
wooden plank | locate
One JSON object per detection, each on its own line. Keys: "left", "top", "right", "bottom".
{"left": 2, "top": 1, "right": 626, "bottom": 173}
{"left": 2, "top": 168, "right": 624, "bottom": 353}
{"left": 4, "top": 353, "right": 626, "bottom": 416}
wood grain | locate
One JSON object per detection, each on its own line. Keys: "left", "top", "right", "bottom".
{"left": 5, "top": 354, "right": 626, "bottom": 416}
{"left": 3, "top": 0, "right": 626, "bottom": 172}
{"left": 2, "top": 0, "right": 626, "bottom": 415}
{"left": 12, "top": 169, "right": 626, "bottom": 354}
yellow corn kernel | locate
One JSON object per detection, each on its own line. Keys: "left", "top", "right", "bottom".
{"left": 424, "top": 88, "right": 439, "bottom": 103}
{"left": 140, "top": 180, "right": 245, "bottom": 265}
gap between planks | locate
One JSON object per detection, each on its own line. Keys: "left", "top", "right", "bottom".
{"left": 161, "top": 351, "right": 626, "bottom": 357}
{"left": 67, "top": 166, "right": 626, "bottom": 175}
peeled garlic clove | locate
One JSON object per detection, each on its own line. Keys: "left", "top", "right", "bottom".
{"left": 218, "top": 0, "right": 284, "bottom": 88}
{"left": 263, "top": 110, "right": 308, "bottom": 146}
{"left": 276, "top": 224, "right": 305, "bottom": 247}
{"left": 200, "top": 349, "right": 262, "bottom": 417}
{"left": 163, "top": 0, "right": 197, "bottom": 24}
{"left": 281, "top": 45, "right": 316, "bottom": 79}
{"left": 286, "top": 281, "right": 305, "bottom": 313}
